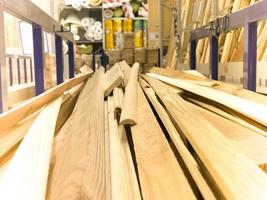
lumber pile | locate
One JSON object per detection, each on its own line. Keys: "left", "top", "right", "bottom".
{"left": 2, "top": 62, "right": 267, "bottom": 199}
{"left": 165, "top": 0, "right": 267, "bottom": 68}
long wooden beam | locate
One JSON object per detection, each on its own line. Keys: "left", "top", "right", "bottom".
{"left": 147, "top": 72, "right": 267, "bottom": 127}
{"left": 47, "top": 68, "right": 107, "bottom": 199}
{"left": 143, "top": 75, "right": 267, "bottom": 199}
{"left": 0, "top": 73, "right": 91, "bottom": 133}
{"left": 130, "top": 85, "right": 196, "bottom": 199}
{"left": 0, "top": 97, "right": 62, "bottom": 200}
{"left": 139, "top": 78, "right": 216, "bottom": 199}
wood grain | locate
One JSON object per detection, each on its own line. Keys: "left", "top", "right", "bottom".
{"left": 0, "top": 73, "right": 91, "bottom": 132}
{"left": 0, "top": 97, "right": 62, "bottom": 200}
{"left": 147, "top": 72, "right": 267, "bottom": 127}
{"left": 104, "top": 63, "right": 124, "bottom": 97}
{"left": 130, "top": 84, "right": 196, "bottom": 200}
{"left": 108, "top": 96, "right": 141, "bottom": 200}
{"left": 47, "top": 68, "right": 106, "bottom": 200}
{"left": 139, "top": 78, "right": 216, "bottom": 200}
{"left": 120, "top": 63, "right": 139, "bottom": 125}
{"left": 145, "top": 76, "right": 267, "bottom": 199}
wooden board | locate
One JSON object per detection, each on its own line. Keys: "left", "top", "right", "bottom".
{"left": 47, "top": 68, "right": 107, "bottom": 199}
{"left": 130, "top": 84, "right": 196, "bottom": 199}
{"left": 184, "top": 99, "right": 267, "bottom": 169}
{"left": 0, "top": 73, "right": 91, "bottom": 132}
{"left": 144, "top": 75, "right": 267, "bottom": 199}
{"left": 139, "top": 78, "right": 216, "bottom": 200}
{"left": 0, "top": 109, "right": 41, "bottom": 166}
{"left": 107, "top": 97, "right": 141, "bottom": 200}
{"left": 120, "top": 63, "right": 139, "bottom": 125}
{"left": 147, "top": 73, "right": 267, "bottom": 127}
{"left": 0, "top": 97, "right": 62, "bottom": 200}
{"left": 104, "top": 63, "right": 124, "bottom": 97}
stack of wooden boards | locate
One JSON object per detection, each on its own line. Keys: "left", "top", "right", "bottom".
{"left": 2, "top": 62, "right": 267, "bottom": 199}
{"left": 166, "top": 0, "right": 267, "bottom": 69}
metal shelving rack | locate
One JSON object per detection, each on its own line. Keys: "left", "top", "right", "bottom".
{"left": 59, "top": 5, "right": 104, "bottom": 52}
{"left": 0, "top": 0, "right": 75, "bottom": 113}
{"left": 188, "top": 0, "right": 267, "bottom": 92}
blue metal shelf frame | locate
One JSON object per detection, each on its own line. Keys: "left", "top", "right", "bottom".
{"left": 0, "top": 0, "right": 75, "bottom": 113}
{"left": 189, "top": 0, "right": 267, "bottom": 91}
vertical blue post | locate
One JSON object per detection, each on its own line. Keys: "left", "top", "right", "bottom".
{"left": 32, "top": 23, "right": 44, "bottom": 95}
{"left": 190, "top": 40, "right": 197, "bottom": 70}
{"left": 17, "top": 58, "right": 21, "bottom": 84}
{"left": 30, "top": 58, "right": 33, "bottom": 82}
{"left": 55, "top": 35, "right": 64, "bottom": 84}
{"left": 23, "top": 58, "right": 27, "bottom": 83}
{"left": 8, "top": 57, "right": 13, "bottom": 86}
{"left": 210, "top": 35, "right": 218, "bottom": 80}
{"left": 244, "top": 22, "right": 257, "bottom": 91}
{"left": 68, "top": 41, "right": 75, "bottom": 78}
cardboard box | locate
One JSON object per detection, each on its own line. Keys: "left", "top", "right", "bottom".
{"left": 134, "top": 48, "right": 146, "bottom": 64}
{"left": 122, "top": 48, "right": 134, "bottom": 65}
{"left": 146, "top": 48, "right": 158, "bottom": 64}
{"left": 122, "top": 33, "right": 135, "bottom": 49}
{"left": 108, "top": 49, "right": 122, "bottom": 65}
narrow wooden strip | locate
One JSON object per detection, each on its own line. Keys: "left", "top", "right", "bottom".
{"left": 120, "top": 63, "right": 139, "bottom": 125}
{"left": 185, "top": 97, "right": 267, "bottom": 137}
{"left": 144, "top": 75, "right": 267, "bottom": 199}
{"left": 55, "top": 83, "right": 85, "bottom": 133}
{"left": 118, "top": 61, "right": 131, "bottom": 84}
{"left": 139, "top": 78, "right": 216, "bottom": 200}
{"left": 147, "top": 67, "right": 217, "bottom": 87}
{"left": 130, "top": 84, "right": 196, "bottom": 199}
{"left": 0, "top": 73, "right": 91, "bottom": 132}
{"left": 0, "top": 97, "right": 62, "bottom": 200}
{"left": 147, "top": 72, "right": 267, "bottom": 127}
{"left": 184, "top": 99, "right": 267, "bottom": 169}
{"left": 104, "top": 101, "right": 111, "bottom": 200}
{"left": 47, "top": 68, "right": 106, "bottom": 200}
{"left": 108, "top": 97, "right": 141, "bottom": 200}
{"left": 0, "top": 109, "right": 41, "bottom": 166}
{"left": 104, "top": 63, "right": 124, "bottom": 97}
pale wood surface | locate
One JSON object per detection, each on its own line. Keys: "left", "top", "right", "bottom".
{"left": 0, "top": 97, "right": 62, "bottom": 200}
{"left": 130, "top": 84, "right": 196, "bottom": 200}
{"left": 139, "top": 77, "right": 216, "bottom": 200}
{"left": 0, "top": 110, "right": 41, "bottom": 166}
{"left": 185, "top": 100, "right": 267, "bottom": 168}
{"left": 147, "top": 72, "right": 267, "bottom": 127}
{"left": 0, "top": 73, "right": 91, "bottom": 132}
{"left": 47, "top": 68, "right": 106, "bottom": 200}
{"left": 120, "top": 63, "right": 139, "bottom": 125}
{"left": 104, "top": 64, "right": 124, "bottom": 97}
{"left": 108, "top": 97, "right": 141, "bottom": 200}
{"left": 145, "top": 76, "right": 267, "bottom": 199}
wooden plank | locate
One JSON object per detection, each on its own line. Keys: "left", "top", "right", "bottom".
{"left": 130, "top": 84, "right": 196, "bottom": 199}
{"left": 55, "top": 83, "right": 85, "bottom": 133}
{"left": 185, "top": 97, "right": 267, "bottom": 137}
{"left": 147, "top": 72, "right": 267, "bottom": 127}
{"left": 147, "top": 67, "right": 217, "bottom": 87}
{"left": 139, "top": 78, "right": 216, "bottom": 200}
{"left": 108, "top": 97, "right": 141, "bottom": 200}
{"left": 104, "top": 63, "right": 124, "bottom": 97}
{"left": 184, "top": 99, "right": 267, "bottom": 169}
{"left": 144, "top": 76, "right": 267, "bottom": 199}
{"left": 0, "top": 109, "right": 41, "bottom": 166}
{"left": 118, "top": 61, "right": 131, "bottom": 84}
{"left": 120, "top": 63, "right": 139, "bottom": 125}
{"left": 0, "top": 97, "right": 62, "bottom": 200}
{"left": 104, "top": 101, "right": 111, "bottom": 200}
{"left": 0, "top": 73, "right": 91, "bottom": 132}
{"left": 47, "top": 68, "right": 106, "bottom": 200}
